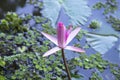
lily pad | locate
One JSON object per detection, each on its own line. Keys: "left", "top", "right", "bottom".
{"left": 42, "top": 0, "right": 91, "bottom": 27}
{"left": 41, "top": 0, "right": 61, "bottom": 27}
{"left": 86, "top": 33, "right": 118, "bottom": 54}
{"left": 62, "top": 0, "right": 91, "bottom": 25}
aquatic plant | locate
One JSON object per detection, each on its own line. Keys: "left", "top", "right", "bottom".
{"left": 0, "top": 57, "right": 6, "bottom": 80}
{"left": 34, "top": 16, "right": 47, "bottom": 24}
{"left": 90, "top": 0, "right": 120, "bottom": 61}
{"left": 41, "top": 22, "right": 85, "bottom": 80}
{"left": 89, "top": 20, "right": 101, "bottom": 29}
{"left": 41, "top": 0, "right": 91, "bottom": 27}
{"left": 70, "top": 53, "right": 120, "bottom": 80}
{"left": 0, "top": 12, "right": 27, "bottom": 34}
{"left": 86, "top": 33, "right": 118, "bottom": 54}
{"left": 106, "top": 15, "right": 120, "bottom": 31}
{"left": 0, "top": 0, "right": 119, "bottom": 79}
{"left": 1, "top": 18, "right": 120, "bottom": 79}
{"left": 93, "top": 0, "right": 118, "bottom": 14}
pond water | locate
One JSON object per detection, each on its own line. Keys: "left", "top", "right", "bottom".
{"left": 87, "top": 0, "right": 120, "bottom": 64}
{"left": 88, "top": 0, "right": 120, "bottom": 64}
{"left": 0, "top": 0, "right": 120, "bottom": 80}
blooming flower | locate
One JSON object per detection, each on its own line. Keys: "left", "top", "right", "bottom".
{"left": 41, "top": 22, "right": 85, "bottom": 57}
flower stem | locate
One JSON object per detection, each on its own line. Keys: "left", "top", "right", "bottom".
{"left": 61, "top": 49, "right": 71, "bottom": 80}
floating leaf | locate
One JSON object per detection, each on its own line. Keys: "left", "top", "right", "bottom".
{"left": 42, "top": 0, "right": 91, "bottom": 27}
{"left": 0, "top": 57, "right": 5, "bottom": 67}
{"left": 89, "top": 20, "right": 101, "bottom": 29}
{"left": 18, "top": 46, "right": 27, "bottom": 53}
{"left": 0, "top": 75, "right": 5, "bottom": 80}
{"left": 86, "top": 33, "right": 118, "bottom": 54}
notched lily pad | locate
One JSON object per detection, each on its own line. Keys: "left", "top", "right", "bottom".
{"left": 86, "top": 33, "right": 118, "bottom": 54}
{"left": 42, "top": 0, "right": 91, "bottom": 27}
{"left": 41, "top": 0, "right": 61, "bottom": 27}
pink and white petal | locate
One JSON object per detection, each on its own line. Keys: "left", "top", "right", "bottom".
{"left": 57, "top": 22, "right": 66, "bottom": 48}
{"left": 67, "top": 25, "right": 73, "bottom": 34}
{"left": 65, "top": 46, "right": 85, "bottom": 53}
{"left": 66, "top": 27, "right": 81, "bottom": 46}
{"left": 43, "top": 47, "right": 61, "bottom": 57}
{"left": 41, "top": 32, "right": 58, "bottom": 45}
{"left": 65, "top": 25, "right": 73, "bottom": 41}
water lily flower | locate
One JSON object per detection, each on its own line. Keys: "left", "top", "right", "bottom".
{"left": 41, "top": 22, "right": 85, "bottom": 57}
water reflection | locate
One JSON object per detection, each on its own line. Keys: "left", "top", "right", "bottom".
{"left": 0, "top": 0, "right": 26, "bottom": 18}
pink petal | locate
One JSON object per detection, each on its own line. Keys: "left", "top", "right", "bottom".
{"left": 65, "top": 46, "right": 85, "bottom": 53}
{"left": 65, "top": 25, "right": 73, "bottom": 41}
{"left": 41, "top": 32, "right": 58, "bottom": 45}
{"left": 43, "top": 47, "right": 61, "bottom": 57}
{"left": 67, "top": 25, "right": 73, "bottom": 33}
{"left": 66, "top": 27, "right": 81, "bottom": 46}
{"left": 57, "top": 22, "right": 66, "bottom": 48}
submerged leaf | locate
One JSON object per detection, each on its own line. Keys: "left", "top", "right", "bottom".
{"left": 63, "top": 0, "right": 91, "bottom": 25}
{"left": 41, "top": 0, "right": 61, "bottom": 27}
{"left": 42, "top": 0, "right": 91, "bottom": 27}
{"left": 86, "top": 33, "right": 118, "bottom": 54}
